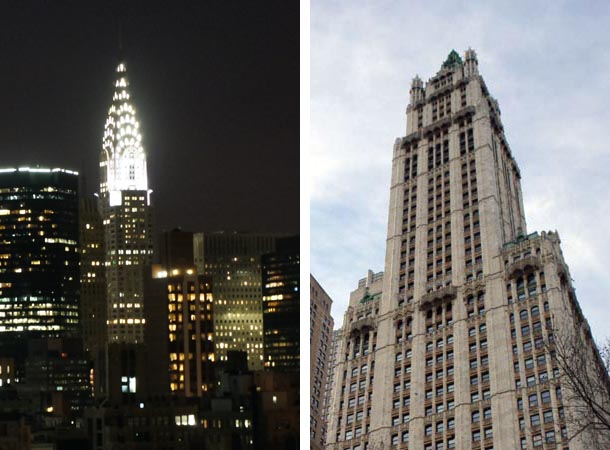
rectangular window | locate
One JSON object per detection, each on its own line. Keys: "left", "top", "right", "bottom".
{"left": 530, "top": 414, "right": 540, "bottom": 426}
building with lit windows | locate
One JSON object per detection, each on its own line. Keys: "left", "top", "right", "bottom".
{"left": 21, "top": 338, "right": 91, "bottom": 418}
{"left": 0, "top": 168, "right": 80, "bottom": 351}
{"left": 99, "top": 61, "right": 154, "bottom": 344}
{"left": 193, "top": 232, "right": 276, "bottom": 371}
{"left": 310, "top": 274, "right": 334, "bottom": 450}
{"left": 262, "top": 236, "right": 299, "bottom": 372}
{"left": 326, "top": 49, "right": 608, "bottom": 450}
{"left": 79, "top": 196, "right": 106, "bottom": 356}
{"left": 79, "top": 196, "right": 107, "bottom": 399}
{"left": 147, "top": 267, "right": 215, "bottom": 397}
{"left": 0, "top": 358, "right": 14, "bottom": 388}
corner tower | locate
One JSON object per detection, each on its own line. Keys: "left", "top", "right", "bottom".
{"left": 99, "top": 61, "right": 153, "bottom": 344}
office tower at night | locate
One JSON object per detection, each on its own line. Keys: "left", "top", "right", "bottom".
{"left": 0, "top": 168, "right": 80, "bottom": 342}
{"left": 23, "top": 338, "right": 91, "bottom": 418}
{"left": 147, "top": 268, "right": 215, "bottom": 397}
{"left": 262, "top": 236, "right": 299, "bottom": 372}
{"left": 310, "top": 274, "right": 334, "bottom": 450}
{"left": 79, "top": 196, "right": 106, "bottom": 358}
{"left": 327, "top": 49, "right": 607, "bottom": 450}
{"left": 99, "top": 61, "right": 154, "bottom": 344}
{"left": 193, "top": 232, "right": 276, "bottom": 371}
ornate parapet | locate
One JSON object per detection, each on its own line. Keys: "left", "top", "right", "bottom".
{"left": 419, "top": 285, "right": 458, "bottom": 310}
{"left": 349, "top": 317, "right": 375, "bottom": 336}
{"left": 401, "top": 131, "right": 421, "bottom": 148}
{"left": 452, "top": 105, "right": 476, "bottom": 122}
{"left": 422, "top": 116, "right": 452, "bottom": 135}
{"left": 507, "top": 255, "right": 542, "bottom": 278}
{"left": 463, "top": 278, "right": 486, "bottom": 297}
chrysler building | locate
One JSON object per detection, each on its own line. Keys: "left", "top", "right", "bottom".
{"left": 99, "top": 61, "right": 153, "bottom": 343}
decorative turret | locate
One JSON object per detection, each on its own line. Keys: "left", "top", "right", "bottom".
{"left": 464, "top": 47, "right": 479, "bottom": 77}
{"left": 409, "top": 75, "right": 424, "bottom": 104}
{"left": 442, "top": 49, "right": 463, "bottom": 69}
{"left": 100, "top": 62, "right": 148, "bottom": 198}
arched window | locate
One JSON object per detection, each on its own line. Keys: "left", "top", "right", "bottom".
{"left": 519, "top": 309, "right": 528, "bottom": 321}
{"left": 516, "top": 277, "right": 526, "bottom": 300}
{"left": 531, "top": 306, "right": 540, "bottom": 317}
{"left": 527, "top": 273, "right": 537, "bottom": 296}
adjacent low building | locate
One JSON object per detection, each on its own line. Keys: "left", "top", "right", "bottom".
{"left": 310, "top": 275, "right": 334, "bottom": 450}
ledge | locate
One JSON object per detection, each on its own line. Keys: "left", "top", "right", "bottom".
{"left": 419, "top": 285, "right": 458, "bottom": 309}
{"left": 422, "top": 116, "right": 452, "bottom": 135}
{"left": 507, "top": 255, "right": 541, "bottom": 278}
{"left": 401, "top": 131, "right": 421, "bottom": 147}
{"left": 452, "top": 105, "right": 476, "bottom": 121}
{"left": 350, "top": 317, "right": 375, "bottom": 335}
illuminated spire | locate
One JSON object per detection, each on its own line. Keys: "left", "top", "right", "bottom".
{"left": 100, "top": 62, "right": 148, "bottom": 196}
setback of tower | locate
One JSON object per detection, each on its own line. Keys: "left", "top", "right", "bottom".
{"left": 326, "top": 49, "right": 607, "bottom": 450}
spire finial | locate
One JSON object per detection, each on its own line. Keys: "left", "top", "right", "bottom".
{"left": 118, "top": 21, "right": 124, "bottom": 61}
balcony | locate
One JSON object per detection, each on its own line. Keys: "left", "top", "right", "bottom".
{"left": 350, "top": 317, "right": 375, "bottom": 336}
{"left": 419, "top": 285, "right": 458, "bottom": 309}
{"left": 401, "top": 131, "right": 421, "bottom": 147}
{"left": 507, "top": 255, "right": 541, "bottom": 278}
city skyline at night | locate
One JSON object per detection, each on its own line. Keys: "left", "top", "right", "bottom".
{"left": 0, "top": 2, "right": 299, "bottom": 234}
{"left": 0, "top": 3, "right": 300, "bottom": 448}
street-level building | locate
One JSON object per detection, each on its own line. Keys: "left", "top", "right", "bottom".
{"left": 310, "top": 275, "right": 334, "bottom": 450}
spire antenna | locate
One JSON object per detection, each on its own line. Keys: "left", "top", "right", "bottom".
{"left": 118, "top": 21, "right": 124, "bottom": 61}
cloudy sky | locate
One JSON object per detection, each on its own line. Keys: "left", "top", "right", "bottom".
{"left": 311, "top": 0, "right": 610, "bottom": 342}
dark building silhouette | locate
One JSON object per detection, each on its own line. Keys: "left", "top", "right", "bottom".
{"left": 262, "top": 236, "right": 299, "bottom": 372}
{"left": 79, "top": 196, "right": 107, "bottom": 399}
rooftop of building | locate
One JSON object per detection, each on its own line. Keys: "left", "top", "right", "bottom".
{"left": 0, "top": 167, "right": 78, "bottom": 176}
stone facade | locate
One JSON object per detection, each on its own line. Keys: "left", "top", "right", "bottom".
{"left": 326, "top": 49, "right": 606, "bottom": 450}
{"left": 311, "top": 275, "right": 334, "bottom": 450}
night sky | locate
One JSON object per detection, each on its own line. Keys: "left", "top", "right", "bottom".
{"left": 0, "top": 2, "right": 299, "bottom": 234}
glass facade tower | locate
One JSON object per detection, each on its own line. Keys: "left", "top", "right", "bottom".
{"left": 0, "top": 168, "right": 79, "bottom": 339}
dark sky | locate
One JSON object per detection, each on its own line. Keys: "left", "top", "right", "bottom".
{"left": 0, "top": 1, "right": 299, "bottom": 234}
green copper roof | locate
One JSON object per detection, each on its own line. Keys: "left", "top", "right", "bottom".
{"left": 442, "top": 50, "right": 463, "bottom": 69}
{"left": 360, "top": 288, "right": 381, "bottom": 304}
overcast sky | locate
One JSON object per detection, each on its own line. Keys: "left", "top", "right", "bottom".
{"left": 311, "top": 0, "right": 610, "bottom": 342}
